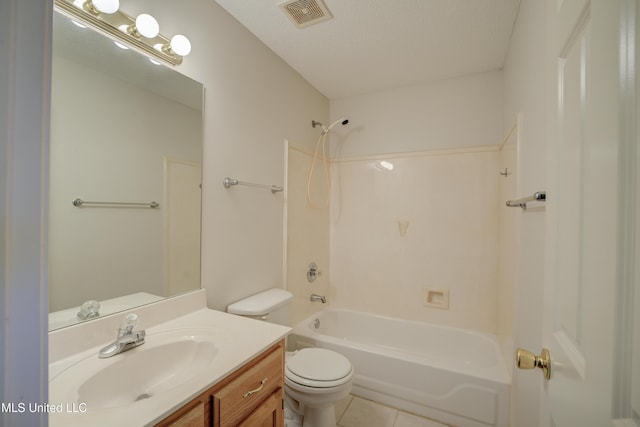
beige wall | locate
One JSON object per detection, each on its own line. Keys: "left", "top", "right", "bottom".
{"left": 122, "top": 0, "right": 329, "bottom": 311}
{"left": 329, "top": 70, "right": 503, "bottom": 158}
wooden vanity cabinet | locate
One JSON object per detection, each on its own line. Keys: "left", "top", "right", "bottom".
{"left": 155, "top": 340, "right": 285, "bottom": 427}
{"left": 156, "top": 399, "right": 209, "bottom": 427}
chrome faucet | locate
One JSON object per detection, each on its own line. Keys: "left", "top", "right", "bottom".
{"left": 310, "top": 294, "right": 326, "bottom": 303}
{"left": 98, "top": 313, "right": 145, "bottom": 358}
{"left": 77, "top": 300, "right": 100, "bottom": 321}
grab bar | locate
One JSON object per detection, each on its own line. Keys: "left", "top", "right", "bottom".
{"left": 223, "top": 177, "right": 283, "bottom": 194}
{"left": 506, "top": 191, "right": 546, "bottom": 210}
{"left": 72, "top": 198, "right": 159, "bottom": 208}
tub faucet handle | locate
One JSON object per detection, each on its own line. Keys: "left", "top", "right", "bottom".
{"left": 307, "top": 262, "right": 321, "bottom": 283}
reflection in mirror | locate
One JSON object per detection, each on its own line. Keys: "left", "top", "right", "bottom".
{"left": 49, "top": 10, "right": 204, "bottom": 331}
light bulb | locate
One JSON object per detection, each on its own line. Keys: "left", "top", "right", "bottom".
{"left": 91, "top": 0, "right": 119, "bottom": 14}
{"left": 170, "top": 35, "right": 191, "bottom": 56}
{"left": 135, "top": 14, "right": 159, "bottom": 38}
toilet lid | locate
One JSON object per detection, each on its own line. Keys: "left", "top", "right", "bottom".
{"left": 286, "top": 348, "right": 352, "bottom": 382}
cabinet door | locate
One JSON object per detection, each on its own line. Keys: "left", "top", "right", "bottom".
{"left": 237, "top": 389, "right": 283, "bottom": 427}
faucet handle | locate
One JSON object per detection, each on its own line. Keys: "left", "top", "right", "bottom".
{"left": 118, "top": 313, "right": 139, "bottom": 336}
{"left": 134, "top": 329, "right": 146, "bottom": 343}
{"left": 307, "top": 262, "right": 322, "bottom": 283}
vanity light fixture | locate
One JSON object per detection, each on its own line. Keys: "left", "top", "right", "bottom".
{"left": 127, "top": 14, "right": 160, "bottom": 39}
{"left": 78, "top": 0, "right": 119, "bottom": 15}
{"left": 55, "top": 0, "right": 191, "bottom": 66}
{"left": 162, "top": 34, "right": 192, "bottom": 57}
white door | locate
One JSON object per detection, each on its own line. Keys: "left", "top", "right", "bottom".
{"left": 525, "top": 1, "right": 636, "bottom": 426}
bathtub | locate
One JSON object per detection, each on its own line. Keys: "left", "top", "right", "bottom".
{"left": 288, "top": 308, "right": 510, "bottom": 427}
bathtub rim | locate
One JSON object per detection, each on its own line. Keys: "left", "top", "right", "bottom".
{"left": 290, "top": 306, "right": 512, "bottom": 385}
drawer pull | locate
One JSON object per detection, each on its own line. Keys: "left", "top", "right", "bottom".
{"left": 243, "top": 378, "right": 268, "bottom": 398}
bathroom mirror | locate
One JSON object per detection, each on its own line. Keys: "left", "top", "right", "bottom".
{"left": 48, "top": 10, "right": 204, "bottom": 331}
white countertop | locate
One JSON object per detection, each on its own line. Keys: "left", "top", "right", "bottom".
{"left": 48, "top": 305, "right": 290, "bottom": 426}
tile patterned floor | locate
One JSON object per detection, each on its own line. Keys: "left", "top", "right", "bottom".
{"left": 335, "top": 395, "right": 451, "bottom": 427}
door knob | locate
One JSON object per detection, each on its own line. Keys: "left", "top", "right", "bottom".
{"left": 516, "top": 347, "right": 551, "bottom": 380}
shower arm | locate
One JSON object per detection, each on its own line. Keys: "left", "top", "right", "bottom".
{"left": 311, "top": 120, "right": 328, "bottom": 134}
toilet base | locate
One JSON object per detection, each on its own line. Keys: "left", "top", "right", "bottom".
{"left": 301, "top": 405, "right": 336, "bottom": 427}
{"left": 284, "top": 397, "right": 303, "bottom": 427}
{"left": 285, "top": 396, "right": 337, "bottom": 427}
{"left": 285, "top": 386, "right": 346, "bottom": 427}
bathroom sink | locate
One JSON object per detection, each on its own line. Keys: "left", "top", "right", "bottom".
{"left": 50, "top": 329, "right": 218, "bottom": 409}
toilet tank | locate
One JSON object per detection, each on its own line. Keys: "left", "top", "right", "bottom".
{"left": 227, "top": 288, "right": 293, "bottom": 326}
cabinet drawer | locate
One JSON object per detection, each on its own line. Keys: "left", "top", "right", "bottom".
{"left": 215, "top": 346, "right": 283, "bottom": 426}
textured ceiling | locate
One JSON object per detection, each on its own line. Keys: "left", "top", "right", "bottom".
{"left": 215, "top": 0, "right": 521, "bottom": 99}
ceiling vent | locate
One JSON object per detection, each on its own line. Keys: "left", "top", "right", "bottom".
{"left": 279, "top": 0, "right": 333, "bottom": 29}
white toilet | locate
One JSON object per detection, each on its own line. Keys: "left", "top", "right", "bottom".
{"left": 227, "top": 288, "right": 353, "bottom": 427}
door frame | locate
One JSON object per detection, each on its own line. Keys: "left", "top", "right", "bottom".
{"left": 612, "top": 0, "right": 639, "bottom": 423}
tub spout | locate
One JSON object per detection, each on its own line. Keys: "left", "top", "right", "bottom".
{"left": 310, "top": 294, "right": 326, "bottom": 303}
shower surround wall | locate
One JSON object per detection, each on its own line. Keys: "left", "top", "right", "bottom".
{"left": 286, "top": 143, "right": 331, "bottom": 325}
{"left": 330, "top": 148, "right": 500, "bottom": 334}
{"left": 327, "top": 70, "right": 510, "bottom": 337}
{"left": 497, "top": 134, "right": 518, "bottom": 370}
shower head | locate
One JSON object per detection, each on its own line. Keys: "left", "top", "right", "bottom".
{"left": 312, "top": 117, "right": 349, "bottom": 135}
{"left": 327, "top": 117, "right": 349, "bottom": 131}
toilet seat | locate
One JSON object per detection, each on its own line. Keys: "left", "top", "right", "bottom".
{"left": 285, "top": 348, "right": 353, "bottom": 389}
